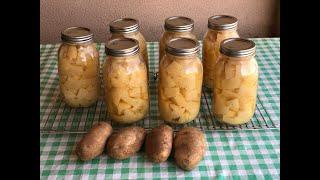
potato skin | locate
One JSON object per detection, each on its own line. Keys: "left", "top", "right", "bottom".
{"left": 173, "top": 127, "right": 206, "bottom": 171}
{"left": 145, "top": 124, "right": 173, "bottom": 163}
{"left": 76, "top": 122, "right": 113, "bottom": 161}
{"left": 106, "top": 126, "right": 146, "bottom": 160}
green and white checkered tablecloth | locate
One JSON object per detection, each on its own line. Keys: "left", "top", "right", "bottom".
{"left": 41, "top": 129, "right": 279, "bottom": 179}
{"left": 40, "top": 38, "right": 280, "bottom": 179}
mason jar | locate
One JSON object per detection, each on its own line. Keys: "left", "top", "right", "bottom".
{"left": 58, "top": 27, "right": 100, "bottom": 107}
{"left": 203, "top": 15, "right": 239, "bottom": 89}
{"left": 109, "top": 18, "right": 149, "bottom": 70}
{"left": 158, "top": 38, "right": 203, "bottom": 124}
{"left": 103, "top": 38, "right": 149, "bottom": 124}
{"left": 159, "top": 16, "right": 197, "bottom": 62}
{"left": 212, "top": 38, "right": 258, "bottom": 125}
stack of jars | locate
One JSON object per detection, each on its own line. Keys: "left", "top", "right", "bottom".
{"left": 57, "top": 15, "right": 258, "bottom": 126}
{"left": 202, "top": 16, "right": 259, "bottom": 125}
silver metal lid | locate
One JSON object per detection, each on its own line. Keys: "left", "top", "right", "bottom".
{"left": 164, "top": 16, "right": 194, "bottom": 32}
{"left": 61, "top": 27, "right": 93, "bottom": 44}
{"left": 105, "top": 38, "right": 140, "bottom": 57}
{"left": 109, "top": 18, "right": 139, "bottom": 34}
{"left": 220, "top": 38, "right": 256, "bottom": 57}
{"left": 208, "top": 15, "right": 238, "bottom": 30}
{"left": 166, "top": 37, "right": 200, "bottom": 56}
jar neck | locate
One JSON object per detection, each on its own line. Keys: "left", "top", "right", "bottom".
{"left": 165, "top": 30, "right": 193, "bottom": 35}
{"left": 111, "top": 30, "right": 139, "bottom": 36}
{"left": 108, "top": 53, "right": 140, "bottom": 61}
{"left": 209, "top": 27, "right": 237, "bottom": 33}
{"left": 62, "top": 40, "right": 94, "bottom": 46}
{"left": 166, "top": 53, "right": 198, "bottom": 60}
{"left": 220, "top": 53, "right": 255, "bottom": 62}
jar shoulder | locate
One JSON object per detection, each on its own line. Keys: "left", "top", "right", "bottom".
{"left": 58, "top": 43, "right": 99, "bottom": 66}
{"left": 161, "top": 31, "right": 197, "bottom": 42}
{"left": 111, "top": 32, "right": 147, "bottom": 44}
{"left": 104, "top": 55, "right": 147, "bottom": 74}
{"left": 161, "top": 55, "right": 203, "bottom": 73}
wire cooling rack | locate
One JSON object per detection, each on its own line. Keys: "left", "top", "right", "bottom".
{"left": 40, "top": 40, "right": 280, "bottom": 133}
{"left": 40, "top": 72, "right": 279, "bottom": 133}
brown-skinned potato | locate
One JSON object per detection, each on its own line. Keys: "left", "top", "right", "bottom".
{"left": 106, "top": 126, "right": 146, "bottom": 160}
{"left": 173, "top": 127, "right": 206, "bottom": 171}
{"left": 145, "top": 124, "right": 173, "bottom": 163}
{"left": 76, "top": 122, "right": 113, "bottom": 161}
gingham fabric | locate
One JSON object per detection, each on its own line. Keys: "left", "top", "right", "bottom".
{"left": 41, "top": 129, "right": 279, "bottom": 180}
{"left": 40, "top": 38, "right": 280, "bottom": 179}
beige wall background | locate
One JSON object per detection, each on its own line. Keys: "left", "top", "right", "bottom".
{"left": 40, "top": 0, "right": 280, "bottom": 43}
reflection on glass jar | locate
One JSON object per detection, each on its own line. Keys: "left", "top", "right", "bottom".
{"left": 212, "top": 38, "right": 258, "bottom": 125}
{"left": 203, "top": 15, "right": 239, "bottom": 89}
{"left": 159, "top": 16, "right": 197, "bottom": 63}
{"left": 103, "top": 38, "right": 149, "bottom": 124}
{"left": 109, "top": 18, "right": 149, "bottom": 70}
{"left": 58, "top": 27, "right": 100, "bottom": 107}
{"left": 158, "top": 38, "right": 203, "bottom": 124}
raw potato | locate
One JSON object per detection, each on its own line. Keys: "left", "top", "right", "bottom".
{"left": 212, "top": 54, "right": 259, "bottom": 125}
{"left": 103, "top": 54, "right": 149, "bottom": 124}
{"left": 159, "top": 31, "right": 197, "bottom": 62}
{"left": 58, "top": 43, "right": 100, "bottom": 107}
{"left": 76, "top": 122, "right": 113, "bottom": 161}
{"left": 173, "top": 127, "right": 206, "bottom": 171}
{"left": 202, "top": 29, "right": 239, "bottom": 88}
{"left": 106, "top": 126, "right": 146, "bottom": 160}
{"left": 145, "top": 124, "right": 173, "bottom": 163}
{"left": 158, "top": 54, "right": 203, "bottom": 124}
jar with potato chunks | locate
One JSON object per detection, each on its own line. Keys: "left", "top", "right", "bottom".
{"left": 212, "top": 38, "right": 258, "bottom": 125}
{"left": 109, "top": 18, "right": 149, "bottom": 70}
{"left": 203, "top": 15, "right": 239, "bottom": 89}
{"left": 159, "top": 16, "right": 197, "bottom": 62}
{"left": 158, "top": 38, "right": 203, "bottom": 124}
{"left": 58, "top": 27, "right": 100, "bottom": 107}
{"left": 103, "top": 38, "right": 149, "bottom": 124}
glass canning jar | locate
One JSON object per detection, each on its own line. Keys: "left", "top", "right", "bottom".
{"left": 212, "top": 38, "right": 258, "bottom": 125}
{"left": 159, "top": 16, "right": 197, "bottom": 62}
{"left": 203, "top": 15, "right": 239, "bottom": 89}
{"left": 103, "top": 38, "right": 149, "bottom": 124}
{"left": 109, "top": 18, "right": 149, "bottom": 70}
{"left": 58, "top": 27, "right": 100, "bottom": 107}
{"left": 158, "top": 38, "right": 203, "bottom": 124}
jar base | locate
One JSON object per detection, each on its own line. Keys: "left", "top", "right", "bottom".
{"left": 161, "top": 114, "right": 199, "bottom": 125}
{"left": 214, "top": 114, "right": 252, "bottom": 126}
